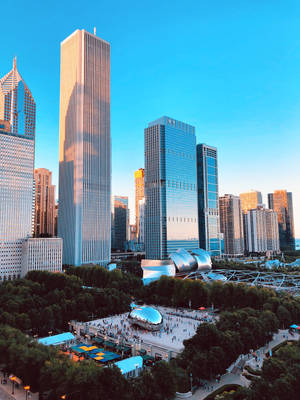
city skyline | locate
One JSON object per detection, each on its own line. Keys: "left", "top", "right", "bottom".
{"left": 1, "top": 1, "right": 299, "bottom": 236}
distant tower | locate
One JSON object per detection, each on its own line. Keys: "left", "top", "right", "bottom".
{"left": 58, "top": 29, "right": 111, "bottom": 266}
{"left": 219, "top": 194, "right": 244, "bottom": 256}
{"left": 34, "top": 168, "right": 56, "bottom": 237}
{"left": 134, "top": 168, "right": 145, "bottom": 239}
{"left": 0, "top": 59, "right": 36, "bottom": 280}
{"left": 144, "top": 116, "right": 199, "bottom": 259}
{"left": 268, "top": 190, "right": 295, "bottom": 251}
{"left": 196, "top": 144, "right": 221, "bottom": 256}
{"left": 240, "top": 190, "right": 263, "bottom": 213}
{"left": 111, "top": 196, "right": 129, "bottom": 251}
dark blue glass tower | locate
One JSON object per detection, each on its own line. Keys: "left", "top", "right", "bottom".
{"left": 196, "top": 144, "right": 221, "bottom": 256}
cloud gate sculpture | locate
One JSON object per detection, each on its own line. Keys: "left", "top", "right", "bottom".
{"left": 128, "top": 305, "right": 163, "bottom": 331}
{"left": 141, "top": 248, "right": 212, "bottom": 285}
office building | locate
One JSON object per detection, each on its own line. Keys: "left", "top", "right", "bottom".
{"left": 0, "top": 58, "right": 36, "bottom": 138}
{"left": 135, "top": 168, "right": 145, "bottom": 239}
{"left": 34, "top": 168, "right": 56, "bottom": 237}
{"left": 111, "top": 196, "right": 129, "bottom": 251}
{"left": 0, "top": 60, "right": 36, "bottom": 281}
{"left": 144, "top": 116, "right": 199, "bottom": 260}
{"left": 138, "top": 198, "right": 145, "bottom": 247}
{"left": 265, "top": 209, "right": 280, "bottom": 253}
{"left": 240, "top": 190, "right": 263, "bottom": 213}
{"left": 268, "top": 190, "right": 295, "bottom": 251}
{"left": 58, "top": 29, "right": 111, "bottom": 266}
{"left": 21, "top": 238, "right": 62, "bottom": 277}
{"left": 244, "top": 207, "right": 280, "bottom": 254}
{"left": 196, "top": 144, "right": 221, "bottom": 256}
{"left": 219, "top": 194, "right": 244, "bottom": 256}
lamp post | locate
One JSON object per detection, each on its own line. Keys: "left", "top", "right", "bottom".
{"left": 190, "top": 372, "right": 193, "bottom": 393}
{"left": 10, "top": 376, "right": 16, "bottom": 394}
{"left": 24, "top": 385, "right": 30, "bottom": 400}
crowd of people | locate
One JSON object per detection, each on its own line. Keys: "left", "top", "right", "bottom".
{"left": 88, "top": 306, "right": 216, "bottom": 350}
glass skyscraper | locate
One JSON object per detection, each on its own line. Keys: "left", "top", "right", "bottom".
{"left": 58, "top": 29, "right": 111, "bottom": 266}
{"left": 268, "top": 190, "right": 295, "bottom": 251}
{"left": 111, "top": 196, "right": 129, "bottom": 251}
{"left": 0, "top": 59, "right": 36, "bottom": 280}
{"left": 196, "top": 144, "right": 221, "bottom": 256}
{"left": 145, "top": 116, "right": 199, "bottom": 260}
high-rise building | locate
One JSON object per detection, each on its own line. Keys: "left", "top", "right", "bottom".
{"left": 240, "top": 190, "right": 263, "bottom": 213}
{"left": 144, "top": 116, "right": 199, "bottom": 260}
{"left": 243, "top": 207, "right": 280, "bottom": 254}
{"left": 265, "top": 209, "right": 280, "bottom": 253}
{"left": 219, "top": 194, "right": 244, "bottom": 256}
{"left": 134, "top": 168, "right": 145, "bottom": 239}
{"left": 0, "top": 60, "right": 36, "bottom": 281}
{"left": 196, "top": 144, "right": 221, "bottom": 256}
{"left": 268, "top": 190, "right": 295, "bottom": 251}
{"left": 34, "top": 168, "right": 56, "bottom": 237}
{"left": 0, "top": 58, "right": 36, "bottom": 139}
{"left": 58, "top": 29, "right": 111, "bottom": 266}
{"left": 111, "top": 196, "right": 129, "bottom": 251}
{"left": 138, "top": 198, "right": 145, "bottom": 247}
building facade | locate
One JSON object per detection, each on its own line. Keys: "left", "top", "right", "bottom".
{"left": 21, "top": 238, "right": 62, "bottom": 277}
{"left": 0, "top": 60, "right": 36, "bottom": 281}
{"left": 138, "top": 198, "right": 145, "bottom": 247}
{"left": 144, "top": 116, "right": 199, "bottom": 260}
{"left": 34, "top": 168, "right": 56, "bottom": 237}
{"left": 240, "top": 190, "right": 263, "bottom": 213}
{"left": 219, "top": 194, "right": 244, "bottom": 256}
{"left": 268, "top": 190, "right": 295, "bottom": 251}
{"left": 111, "top": 196, "right": 129, "bottom": 251}
{"left": 196, "top": 144, "right": 221, "bottom": 256}
{"left": 58, "top": 29, "right": 111, "bottom": 266}
{"left": 243, "top": 207, "right": 280, "bottom": 254}
{"left": 134, "top": 168, "right": 144, "bottom": 239}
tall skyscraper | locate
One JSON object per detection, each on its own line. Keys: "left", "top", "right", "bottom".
{"left": 34, "top": 168, "right": 56, "bottom": 237}
{"left": 243, "top": 207, "right": 280, "bottom": 254}
{"left": 240, "top": 190, "right": 263, "bottom": 213}
{"left": 268, "top": 190, "right": 295, "bottom": 251}
{"left": 134, "top": 168, "right": 145, "bottom": 239}
{"left": 196, "top": 144, "right": 221, "bottom": 256}
{"left": 144, "top": 116, "right": 199, "bottom": 260}
{"left": 58, "top": 29, "right": 111, "bottom": 266}
{"left": 0, "top": 59, "right": 36, "bottom": 280}
{"left": 0, "top": 58, "right": 36, "bottom": 138}
{"left": 111, "top": 196, "right": 129, "bottom": 251}
{"left": 219, "top": 194, "right": 244, "bottom": 256}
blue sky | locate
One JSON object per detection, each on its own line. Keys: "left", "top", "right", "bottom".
{"left": 1, "top": 0, "right": 300, "bottom": 236}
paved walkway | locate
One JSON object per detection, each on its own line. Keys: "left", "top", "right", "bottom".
{"left": 191, "top": 329, "right": 299, "bottom": 400}
{"left": 0, "top": 373, "right": 38, "bottom": 400}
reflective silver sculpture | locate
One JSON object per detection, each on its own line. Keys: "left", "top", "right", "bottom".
{"left": 169, "top": 248, "right": 198, "bottom": 273}
{"left": 128, "top": 305, "right": 163, "bottom": 331}
{"left": 141, "top": 248, "right": 212, "bottom": 284}
{"left": 141, "top": 259, "right": 176, "bottom": 285}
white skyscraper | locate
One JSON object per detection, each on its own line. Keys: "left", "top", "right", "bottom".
{"left": 58, "top": 29, "right": 111, "bottom": 266}
{"left": 0, "top": 60, "right": 36, "bottom": 281}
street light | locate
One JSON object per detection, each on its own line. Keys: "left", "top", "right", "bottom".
{"left": 24, "top": 385, "right": 30, "bottom": 400}
{"left": 190, "top": 372, "right": 193, "bottom": 392}
{"left": 9, "top": 376, "right": 17, "bottom": 394}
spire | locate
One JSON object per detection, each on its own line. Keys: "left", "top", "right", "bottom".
{"left": 13, "top": 56, "right": 17, "bottom": 70}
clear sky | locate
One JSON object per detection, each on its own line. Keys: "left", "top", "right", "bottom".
{"left": 1, "top": 0, "right": 299, "bottom": 236}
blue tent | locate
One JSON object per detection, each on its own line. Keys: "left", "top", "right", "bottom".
{"left": 114, "top": 356, "right": 143, "bottom": 375}
{"left": 38, "top": 332, "right": 75, "bottom": 346}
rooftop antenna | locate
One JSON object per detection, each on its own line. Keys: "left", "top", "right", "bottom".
{"left": 13, "top": 56, "right": 17, "bottom": 70}
{"left": 93, "top": 27, "right": 96, "bottom": 35}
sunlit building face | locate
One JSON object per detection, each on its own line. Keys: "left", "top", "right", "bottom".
{"left": 0, "top": 60, "right": 36, "bottom": 281}
{"left": 144, "top": 116, "right": 199, "bottom": 260}
{"left": 58, "top": 29, "right": 111, "bottom": 266}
